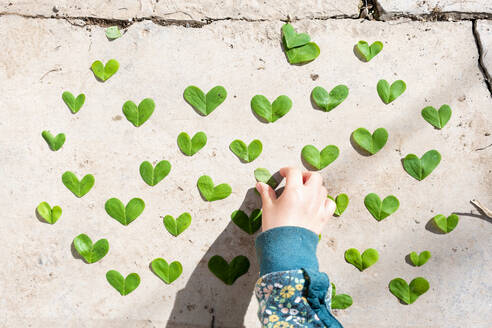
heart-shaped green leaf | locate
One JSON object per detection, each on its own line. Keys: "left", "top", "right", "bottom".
{"left": 151, "top": 258, "right": 183, "bottom": 284}
{"left": 327, "top": 194, "right": 349, "bottom": 216}
{"left": 91, "top": 59, "right": 119, "bottom": 81}
{"left": 106, "top": 270, "right": 140, "bottom": 296}
{"left": 197, "top": 175, "right": 232, "bottom": 201}
{"left": 163, "top": 212, "right": 192, "bottom": 237}
{"left": 62, "top": 91, "right": 85, "bottom": 113}
{"left": 344, "top": 248, "right": 379, "bottom": 271}
{"left": 421, "top": 105, "right": 452, "bottom": 129}
{"left": 364, "top": 193, "right": 399, "bottom": 221}
{"left": 231, "top": 209, "right": 262, "bottom": 235}
{"left": 62, "top": 171, "right": 95, "bottom": 198}
{"left": 433, "top": 214, "right": 459, "bottom": 233}
{"left": 286, "top": 42, "right": 320, "bottom": 64}
{"left": 311, "top": 85, "right": 349, "bottom": 112}
{"left": 208, "top": 255, "right": 250, "bottom": 285}
{"left": 355, "top": 40, "right": 383, "bottom": 62}
{"left": 301, "top": 145, "right": 339, "bottom": 170}
{"left": 139, "top": 160, "right": 171, "bottom": 186}
{"left": 36, "top": 201, "right": 62, "bottom": 224}
{"left": 41, "top": 130, "right": 65, "bottom": 151}
{"left": 177, "top": 131, "right": 207, "bottom": 156}
{"left": 331, "top": 283, "right": 353, "bottom": 310}
{"left": 73, "top": 233, "right": 109, "bottom": 264}
{"left": 377, "top": 79, "right": 406, "bottom": 104}
{"left": 184, "top": 86, "right": 227, "bottom": 116}
{"left": 254, "top": 168, "right": 280, "bottom": 190}
{"left": 105, "top": 26, "right": 122, "bottom": 40}
{"left": 123, "top": 98, "right": 155, "bottom": 127}
{"left": 409, "top": 251, "right": 431, "bottom": 267}
{"left": 352, "top": 127, "right": 388, "bottom": 155}
{"left": 251, "top": 95, "right": 292, "bottom": 123}
{"left": 389, "top": 277, "right": 429, "bottom": 304}
{"left": 229, "top": 139, "right": 262, "bottom": 163}
{"left": 105, "top": 198, "right": 145, "bottom": 226}
{"left": 281, "top": 23, "right": 310, "bottom": 49}
{"left": 403, "top": 150, "right": 441, "bottom": 181}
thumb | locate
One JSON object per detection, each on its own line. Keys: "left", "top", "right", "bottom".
{"left": 256, "top": 182, "right": 277, "bottom": 205}
{"left": 324, "top": 197, "right": 337, "bottom": 217}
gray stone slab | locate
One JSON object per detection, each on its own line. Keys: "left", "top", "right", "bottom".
{"left": 377, "top": 0, "right": 492, "bottom": 19}
{"left": 0, "top": 0, "right": 361, "bottom": 21}
{"left": 476, "top": 20, "right": 492, "bottom": 86}
{"left": 0, "top": 15, "right": 491, "bottom": 328}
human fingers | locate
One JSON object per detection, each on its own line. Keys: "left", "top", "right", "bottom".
{"left": 303, "top": 171, "right": 323, "bottom": 187}
{"left": 256, "top": 182, "right": 277, "bottom": 206}
{"left": 279, "top": 167, "right": 303, "bottom": 189}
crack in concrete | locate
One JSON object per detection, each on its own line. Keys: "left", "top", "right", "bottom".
{"left": 472, "top": 20, "right": 492, "bottom": 97}
{"left": 378, "top": 10, "right": 492, "bottom": 21}
{"left": 372, "top": 0, "right": 492, "bottom": 21}
{"left": 1, "top": 8, "right": 491, "bottom": 28}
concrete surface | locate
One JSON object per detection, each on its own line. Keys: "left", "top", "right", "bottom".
{"left": 1, "top": 5, "right": 492, "bottom": 328}
{"left": 476, "top": 20, "right": 492, "bottom": 86}
{"left": 0, "top": 0, "right": 361, "bottom": 21}
{"left": 377, "top": 0, "right": 492, "bottom": 19}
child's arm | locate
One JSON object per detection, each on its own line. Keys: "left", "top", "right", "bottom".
{"left": 254, "top": 167, "right": 343, "bottom": 328}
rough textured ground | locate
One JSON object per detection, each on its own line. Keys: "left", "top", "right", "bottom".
{"left": 1, "top": 1, "right": 491, "bottom": 328}
{"left": 377, "top": 0, "right": 492, "bottom": 19}
{"left": 0, "top": 0, "right": 361, "bottom": 20}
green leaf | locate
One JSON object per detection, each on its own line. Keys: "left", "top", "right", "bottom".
{"left": 364, "top": 193, "right": 399, "bottom": 221}
{"left": 183, "top": 85, "right": 227, "bottom": 116}
{"left": 208, "top": 255, "right": 250, "bottom": 285}
{"left": 403, "top": 150, "right": 441, "bottom": 181}
{"left": 139, "top": 160, "right": 171, "bottom": 186}
{"left": 151, "top": 258, "right": 183, "bottom": 284}
{"left": 330, "top": 283, "right": 353, "bottom": 310}
{"left": 301, "top": 144, "right": 339, "bottom": 170}
{"left": 377, "top": 79, "right": 406, "bottom": 104}
{"left": 73, "top": 233, "right": 109, "bottom": 264}
{"left": 344, "top": 248, "right": 379, "bottom": 271}
{"left": 421, "top": 105, "right": 452, "bottom": 129}
{"left": 352, "top": 127, "right": 388, "bottom": 155}
{"left": 229, "top": 139, "right": 262, "bottom": 163}
{"left": 106, "top": 270, "right": 140, "bottom": 296}
{"left": 285, "top": 42, "right": 320, "bottom": 64}
{"left": 327, "top": 194, "right": 349, "bottom": 216}
{"left": 281, "top": 23, "right": 310, "bottom": 49}
{"left": 251, "top": 95, "right": 292, "bottom": 123}
{"left": 62, "top": 91, "right": 85, "bottom": 113}
{"left": 105, "top": 198, "right": 145, "bottom": 226}
{"left": 197, "top": 175, "right": 232, "bottom": 201}
{"left": 61, "top": 171, "right": 95, "bottom": 198}
{"left": 409, "top": 251, "right": 431, "bottom": 267}
{"left": 355, "top": 40, "right": 383, "bottom": 62}
{"left": 311, "top": 85, "right": 349, "bottom": 112}
{"left": 177, "top": 131, "right": 207, "bottom": 156}
{"left": 122, "top": 98, "right": 155, "bottom": 127}
{"left": 36, "top": 201, "right": 62, "bottom": 224}
{"left": 254, "top": 168, "right": 280, "bottom": 190}
{"left": 231, "top": 209, "right": 262, "bottom": 235}
{"left": 41, "top": 130, "right": 65, "bottom": 151}
{"left": 389, "top": 277, "right": 429, "bottom": 304}
{"left": 433, "top": 214, "right": 459, "bottom": 233}
{"left": 105, "top": 26, "right": 122, "bottom": 40}
{"left": 163, "top": 212, "right": 192, "bottom": 237}
{"left": 91, "top": 59, "right": 119, "bottom": 81}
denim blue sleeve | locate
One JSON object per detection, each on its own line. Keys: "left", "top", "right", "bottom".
{"left": 255, "top": 227, "right": 343, "bottom": 328}
{"left": 255, "top": 226, "right": 319, "bottom": 276}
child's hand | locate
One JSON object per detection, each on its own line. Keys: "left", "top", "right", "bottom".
{"left": 256, "top": 167, "right": 336, "bottom": 234}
